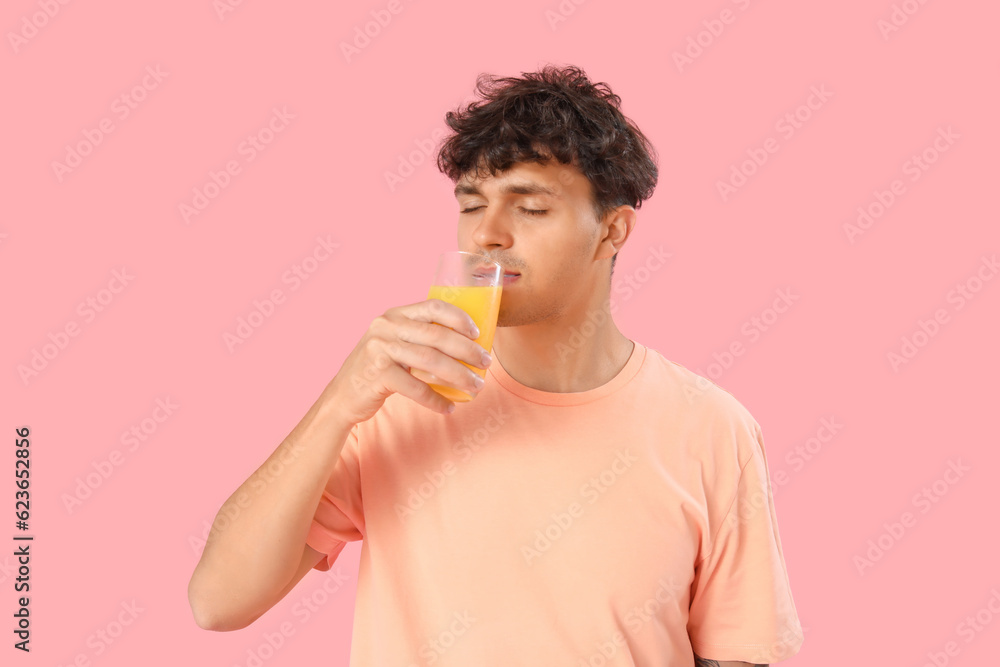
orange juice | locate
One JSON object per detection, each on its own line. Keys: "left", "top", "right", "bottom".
{"left": 411, "top": 284, "right": 502, "bottom": 402}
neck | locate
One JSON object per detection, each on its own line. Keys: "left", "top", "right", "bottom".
{"left": 491, "top": 301, "right": 634, "bottom": 393}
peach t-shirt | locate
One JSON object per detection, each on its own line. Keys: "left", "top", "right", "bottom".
{"left": 306, "top": 341, "right": 804, "bottom": 665}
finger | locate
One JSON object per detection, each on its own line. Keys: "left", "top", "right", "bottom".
{"left": 397, "top": 320, "right": 491, "bottom": 370}
{"left": 401, "top": 298, "right": 481, "bottom": 339}
{"left": 385, "top": 339, "right": 485, "bottom": 396}
{"left": 381, "top": 364, "right": 456, "bottom": 414}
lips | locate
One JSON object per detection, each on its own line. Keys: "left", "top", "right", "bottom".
{"left": 474, "top": 264, "right": 519, "bottom": 278}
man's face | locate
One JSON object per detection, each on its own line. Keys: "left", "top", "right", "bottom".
{"left": 454, "top": 159, "right": 610, "bottom": 328}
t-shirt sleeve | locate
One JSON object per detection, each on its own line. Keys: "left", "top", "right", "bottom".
{"left": 305, "top": 422, "right": 365, "bottom": 571}
{"left": 687, "top": 421, "right": 805, "bottom": 663}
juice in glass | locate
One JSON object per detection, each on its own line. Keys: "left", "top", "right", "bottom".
{"left": 412, "top": 284, "right": 502, "bottom": 402}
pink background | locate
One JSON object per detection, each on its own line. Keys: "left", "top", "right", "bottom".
{"left": 3, "top": 0, "right": 998, "bottom": 665}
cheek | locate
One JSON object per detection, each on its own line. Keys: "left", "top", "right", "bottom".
{"left": 527, "top": 224, "right": 592, "bottom": 277}
{"left": 457, "top": 218, "right": 475, "bottom": 240}
{"left": 568, "top": 221, "right": 600, "bottom": 261}
{"left": 532, "top": 216, "right": 591, "bottom": 252}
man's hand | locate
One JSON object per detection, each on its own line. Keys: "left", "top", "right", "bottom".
{"left": 694, "top": 656, "right": 767, "bottom": 667}
{"left": 330, "top": 297, "right": 492, "bottom": 422}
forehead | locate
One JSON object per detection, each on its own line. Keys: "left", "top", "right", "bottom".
{"left": 454, "top": 160, "right": 592, "bottom": 199}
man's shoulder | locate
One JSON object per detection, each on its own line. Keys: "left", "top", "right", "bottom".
{"left": 642, "top": 348, "right": 766, "bottom": 485}
{"left": 642, "top": 345, "right": 761, "bottom": 433}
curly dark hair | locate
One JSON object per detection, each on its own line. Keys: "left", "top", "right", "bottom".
{"left": 436, "top": 64, "right": 659, "bottom": 274}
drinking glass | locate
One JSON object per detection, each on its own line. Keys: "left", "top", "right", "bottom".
{"left": 410, "top": 251, "right": 503, "bottom": 402}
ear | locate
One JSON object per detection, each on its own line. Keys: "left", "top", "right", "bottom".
{"left": 596, "top": 205, "right": 637, "bottom": 260}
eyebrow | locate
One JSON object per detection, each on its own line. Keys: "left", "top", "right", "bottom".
{"left": 454, "top": 181, "right": 559, "bottom": 198}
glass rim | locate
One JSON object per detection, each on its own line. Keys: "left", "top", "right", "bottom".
{"left": 435, "top": 251, "right": 503, "bottom": 286}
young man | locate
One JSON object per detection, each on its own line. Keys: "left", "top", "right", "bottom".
{"left": 188, "top": 65, "right": 804, "bottom": 666}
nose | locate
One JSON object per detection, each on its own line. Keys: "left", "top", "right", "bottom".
{"left": 466, "top": 206, "right": 513, "bottom": 254}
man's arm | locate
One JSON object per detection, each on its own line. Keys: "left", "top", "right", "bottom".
{"left": 187, "top": 387, "right": 356, "bottom": 631}
{"left": 694, "top": 656, "right": 767, "bottom": 667}
{"left": 188, "top": 299, "right": 490, "bottom": 631}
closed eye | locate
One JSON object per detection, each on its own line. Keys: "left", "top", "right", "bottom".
{"left": 459, "top": 206, "right": 548, "bottom": 216}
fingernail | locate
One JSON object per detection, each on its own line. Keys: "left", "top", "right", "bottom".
{"left": 473, "top": 375, "right": 485, "bottom": 389}
{"left": 481, "top": 352, "right": 492, "bottom": 367}
{"left": 470, "top": 326, "right": 480, "bottom": 338}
